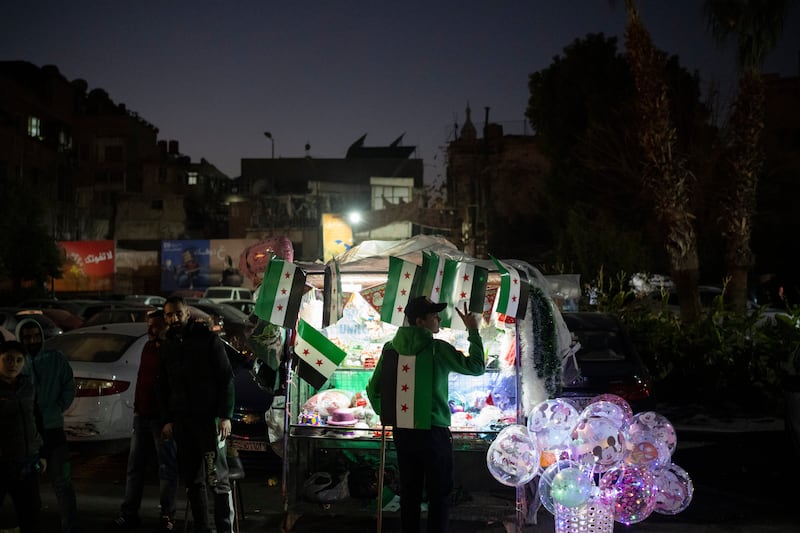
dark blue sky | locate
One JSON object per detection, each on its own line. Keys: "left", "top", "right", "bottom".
{"left": 2, "top": 1, "right": 798, "bottom": 182}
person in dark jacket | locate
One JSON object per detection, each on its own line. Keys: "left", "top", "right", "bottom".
{"left": 16, "top": 317, "right": 80, "bottom": 533}
{"left": 0, "top": 340, "right": 46, "bottom": 533}
{"left": 158, "top": 296, "right": 235, "bottom": 533}
{"left": 107, "top": 310, "right": 178, "bottom": 531}
{"left": 366, "top": 296, "right": 486, "bottom": 533}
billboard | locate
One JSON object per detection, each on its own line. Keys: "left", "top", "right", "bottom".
{"left": 321, "top": 213, "right": 354, "bottom": 262}
{"left": 160, "top": 239, "right": 260, "bottom": 292}
{"left": 54, "top": 240, "right": 115, "bottom": 292}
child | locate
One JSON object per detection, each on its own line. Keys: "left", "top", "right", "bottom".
{"left": 0, "top": 340, "right": 46, "bottom": 533}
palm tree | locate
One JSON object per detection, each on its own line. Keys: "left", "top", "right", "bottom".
{"left": 623, "top": 0, "right": 702, "bottom": 322}
{"left": 704, "top": 0, "right": 792, "bottom": 312}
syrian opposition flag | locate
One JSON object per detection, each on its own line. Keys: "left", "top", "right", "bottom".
{"left": 394, "top": 353, "right": 434, "bottom": 429}
{"left": 380, "top": 256, "right": 419, "bottom": 326}
{"left": 438, "top": 259, "right": 488, "bottom": 329}
{"left": 254, "top": 257, "right": 307, "bottom": 328}
{"left": 491, "top": 256, "right": 530, "bottom": 320}
{"left": 415, "top": 251, "right": 447, "bottom": 302}
{"left": 322, "top": 259, "right": 343, "bottom": 327}
{"left": 294, "top": 319, "right": 347, "bottom": 389}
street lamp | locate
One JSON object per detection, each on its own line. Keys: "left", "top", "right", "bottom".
{"left": 263, "top": 131, "right": 275, "bottom": 158}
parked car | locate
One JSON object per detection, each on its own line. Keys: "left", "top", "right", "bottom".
{"left": 82, "top": 306, "right": 156, "bottom": 327}
{"left": 49, "top": 321, "right": 265, "bottom": 445}
{"left": 16, "top": 298, "right": 91, "bottom": 318}
{"left": 188, "top": 300, "right": 254, "bottom": 349}
{"left": 559, "top": 312, "right": 655, "bottom": 413}
{"left": 202, "top": 286, "right": 254, "bottom": 303}
{"left": 124, "top": 294, "right": 166, "bottom": 307}
{"left": 218, "top": 299, "right": 256, "bottom": 316}
{"left": 0, "top": 308, "right": 64, "bottom": 340}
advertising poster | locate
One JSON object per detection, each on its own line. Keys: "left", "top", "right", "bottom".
{"left": 54, "top": 240, "right": 115, "bottom": 292}
{"left": 321, "top": 213, "right": 353, "bottom": 262}
{"left": 160, "top": 240, "right": 211, "bottom": 292}
{"left": 209, "top": 238, "right": 255, "bottom": 289}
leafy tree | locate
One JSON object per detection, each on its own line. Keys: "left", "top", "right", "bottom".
{"left": 0, "top": 176, "right": 63, "bottom": 299}
{"left": 704, "top": 0, "right": 794, "bottom": 312}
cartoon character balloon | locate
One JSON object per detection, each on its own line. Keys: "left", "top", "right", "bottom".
{"left": 590, "top": 394, "right": 634, "bottom": 425}
{"left": 568, "top": 416, "right": 627, "bottom": 473}
{"left": 239, "top": 236, "right": 294, "bottom": 286}
{"left": 581, "top": 400, "right": 629, "bottom": 430}
{"left": 629, "top": 411, "right": 677, "bottom": 456}
{"left": 527, "top": 399, "right": 579, "bottom": 467}
{"left": 486, "top": 425, "right": 540, "bottom": 487}
{"left": 653, "top": 463, "right": 693, "bottom": 515}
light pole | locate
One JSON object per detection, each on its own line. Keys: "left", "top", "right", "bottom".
{"left": 263, "top": 131, "right": 275, "bottom": 158}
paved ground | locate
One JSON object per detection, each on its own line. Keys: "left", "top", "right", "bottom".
{"left": 2, "top": 407, "right": 798, "bottom": 532}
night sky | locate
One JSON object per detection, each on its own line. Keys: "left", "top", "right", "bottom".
{"left": 2, "top": 1, "right": 798, "bottom": 183}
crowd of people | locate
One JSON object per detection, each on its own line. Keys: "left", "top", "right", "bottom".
{"left": 2, "top": 292, "right": 484, "bottom": 533}
{"left": 0, "top": 296, "right": 238, "bottom": 533}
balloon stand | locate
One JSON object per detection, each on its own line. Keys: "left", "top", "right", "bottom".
{"left": 554, "top": 498, "right": 614, "bottom": 533}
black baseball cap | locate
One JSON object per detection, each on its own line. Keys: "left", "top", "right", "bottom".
{"left": 404, "top": 296, "right": 447, "bottom": 323}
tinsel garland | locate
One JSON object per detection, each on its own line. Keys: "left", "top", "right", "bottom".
{"left": 518, "top": 284, "right": 561, "bottom": 417}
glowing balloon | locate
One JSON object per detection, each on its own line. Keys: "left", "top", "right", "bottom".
{"left": 591, "top": 394, "right": 634, "bottom": 424}
{"left": 624, "top": 429, "right": 671, "bottom": 470}
{"left": 581, "top": 400, "right": 628, "bottom": 430}
{"left": 486, "top": 425, "right": 540, "bottom": 487}
{"left": 568, "top": 416, "right": 627, "bottom": 473}
{"left": 654, "top": 463, "right": 693, "bottom": 515}
{"left": 551, "top": 466, "right": 594, "bottom": 508}
{"left": 629, "top": 411, "right": 677, "bottom": 456}
{"left": 527, "top": 399, "right": 579, "bottom": 464}
{"left": 538, "top": 460, "right": 591, "bottom": 515}
{"left": 599, "top": 465, "right": 657, "bottom": 525}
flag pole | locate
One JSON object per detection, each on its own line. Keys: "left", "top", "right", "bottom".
{"left": 514, "top": 318, "right": 525, "bottom": 533}
{"left": 376, "top": 425, "right": 388, "bottom": 533}
{"left": 281, "top": 337, "right": 294, "bottom": 513}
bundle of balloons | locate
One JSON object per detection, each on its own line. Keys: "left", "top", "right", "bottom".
{"left": 486, "top": 394, "right": 693, "bottom": 527}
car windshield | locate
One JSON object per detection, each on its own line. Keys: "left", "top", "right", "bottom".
{"left": 47, "top": 333, "right": 139, "bottom": 363}
{"left": 571, "top": 330, "right": 626, "bottom": 362}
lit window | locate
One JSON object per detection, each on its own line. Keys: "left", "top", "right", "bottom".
{"left": 187, "top": 171, "right": 198, "bottom": 185}
{"left": 58, "top": 131, "right": 73, "bottom": 152}
{"left": 27, "top": 116, "right": 41, "bottom": 138}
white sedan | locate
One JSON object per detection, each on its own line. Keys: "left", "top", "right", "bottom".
{"left": 48, "top": 322, "right": 149, "bottom": 443}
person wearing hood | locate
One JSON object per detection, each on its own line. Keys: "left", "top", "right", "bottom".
{"left": 366, "top": 296, "right": 486, "bottom": 533}
{"left": 0, "top": 340, "right": 47, "bottom": 533}
{"left": 16, "top": 317, "right": 80, "bottom": 533}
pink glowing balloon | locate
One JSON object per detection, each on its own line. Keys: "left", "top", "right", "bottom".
{"left": 599, "top": 465, "right": 657, "bottom": 525}
{"left": 590, "top": 394, "right": 634, "bottom": 424}
{"left": 653, "top": 463, "right": 693, "bottom": 515}
{"left": 629, "top": 411, "right": 677, "bottom": 456}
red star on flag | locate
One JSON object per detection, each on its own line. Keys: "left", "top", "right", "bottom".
{"left": 403, "top": 271, "right": 411, "bottom": 279}
{"left": 284, "top": 272, "right": 291, "bottom": 279}
{"left": 400, "top": 288, "right": 407, "bottom": 295}
{"left": 315, "top": 359, "right": 323, "bottom": 366}
{"left": 302, "top": 349, "right": 309, "bottom": 355}
{"left": 460, "top": 291, "right": 467, "bottom": 299}
{"left": 401, "top": 384, "right": 409, "bottom": 392}
{"left": 511, "top": 296, "right": 517, "bottom": 302}
{"left": 281, "top": 288, "right": 287, "bottom": 294}
{"left": 434, "top": 286, "right": 440, "bottom": 293}
{"left": 513, "top": 278, "right": 519, "bottom": 285}
{"left": 462, "top": 273, "right": 470, "bottom": 281}
{"left": 402, "top": 364, "right": 410, "bottom": 372}
{"left": 277, "top": 304, "right": 284, "bottom": 311}
{"left": 401, "top": 404, "right": 408, "bottom": 412}
{"left": 396, "top": 305, "right": 403, "bottom": 313}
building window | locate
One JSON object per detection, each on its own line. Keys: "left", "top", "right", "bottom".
{"left": 104, "top": 145, "right": 124, "bottom": 163}
{"left": 27, "top": 116, "right": 42, "bottom": 139}
{"left": 58, "top": 130, "right": 73, "bottom": 152}
{"left": 187, "top": 171, "right": 198, "bottom": 185}
{"left": 372, "top": 184, "right": 411, "bottom": 210}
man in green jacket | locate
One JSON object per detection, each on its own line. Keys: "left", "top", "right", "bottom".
{"left": 366, "top": 296, "right": 485, "bottom": 533}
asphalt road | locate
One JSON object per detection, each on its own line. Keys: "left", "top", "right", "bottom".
{"left": 1, "top": 420, "right": 798, "bottom": 533}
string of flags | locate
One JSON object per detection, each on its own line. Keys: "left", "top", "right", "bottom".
{"left": 252, "top": 253, "right": 532, "bottom": 389}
